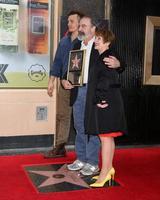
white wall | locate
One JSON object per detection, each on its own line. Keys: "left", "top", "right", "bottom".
{"left": 0, "top": 89, "right": 56, "bottom": 136}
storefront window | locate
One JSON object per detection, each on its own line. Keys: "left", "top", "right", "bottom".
{"left": 0, "top": 0, "right": 53, "bottom": 88}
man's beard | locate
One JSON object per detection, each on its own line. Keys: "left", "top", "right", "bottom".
{"left": 78, "top": 31, "right": 87, "bottom": 41}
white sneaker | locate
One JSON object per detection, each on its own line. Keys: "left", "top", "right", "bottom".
{"left": 80, "top": 163, "right": 99, "bottom": 176}
{"left": 67, "top": 160, "right": 85, "bottom": 171}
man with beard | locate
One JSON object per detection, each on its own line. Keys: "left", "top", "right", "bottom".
{"left": 62, "top": 15, "right": 125, "bottom": 175}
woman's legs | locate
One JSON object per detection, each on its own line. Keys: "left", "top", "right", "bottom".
{"left": 96, "top": 136, "right": 115, "bottom": 183}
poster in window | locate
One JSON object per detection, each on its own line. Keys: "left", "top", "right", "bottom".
{"left": 0, "top": 0, "right": 19, "bottom": 53}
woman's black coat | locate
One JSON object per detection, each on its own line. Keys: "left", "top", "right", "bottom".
{"left": 69, "top": 41, "right": 126, "bottom": 135}
{"left": 84, "top": 49, "right": 127, "bottom": 135}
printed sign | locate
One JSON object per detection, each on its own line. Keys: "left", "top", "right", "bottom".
{"left": 0, "top": 0, "right": 19, "bottom": 52}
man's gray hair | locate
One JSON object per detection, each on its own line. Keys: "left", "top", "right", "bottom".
{"left": 81, "top": 15, "right": 103, "bottom": 27}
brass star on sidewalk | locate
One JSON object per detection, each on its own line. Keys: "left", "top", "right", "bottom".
{"left": 29, "top": 164, "right": 89, "bottom": 188}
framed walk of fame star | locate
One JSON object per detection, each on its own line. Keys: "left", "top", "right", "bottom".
{"left": 67, "top": 49, "right": 86, "bottom": 86}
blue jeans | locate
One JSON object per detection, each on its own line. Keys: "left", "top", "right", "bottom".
{"left": 73, "top": 86, "right": 100, "bottom": 166}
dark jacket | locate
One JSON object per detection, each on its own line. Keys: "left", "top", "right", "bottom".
{"left": 84, "top": 49, "right": 127, "bottom": 135}
{"left": 69, "top": 41, "right": 99, "bottom": 106}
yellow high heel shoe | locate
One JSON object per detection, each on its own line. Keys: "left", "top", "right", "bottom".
{"left": 92, "top": 167, "right": 115, "bottom": 180}
{"left": 109, "top": 167, "right": 115, "bottom": 180}
{"left": 90, "top": 174, "right": 112, "bottom": 187}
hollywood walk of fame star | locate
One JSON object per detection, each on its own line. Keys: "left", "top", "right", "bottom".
{"left": 71, "top": 54, "right": 81, "bottom": 70}
{"left": 29, "top": 164, "right": 90, "bottom": 188}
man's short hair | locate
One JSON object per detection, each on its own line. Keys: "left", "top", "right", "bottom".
{"left": 67, "top": 10, "right": 84, "bottom": 20}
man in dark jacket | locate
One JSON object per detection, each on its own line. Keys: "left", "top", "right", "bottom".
{"left": 62, "top": 15, "right": 124, "bottom": 175}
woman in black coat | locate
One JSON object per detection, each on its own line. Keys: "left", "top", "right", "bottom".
{"left": 85, "top": 23, "right": 127, "bottom": 187}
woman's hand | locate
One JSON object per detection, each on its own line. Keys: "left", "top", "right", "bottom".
{"left": 97, "top": 101, "right": 108, "bottom": 108}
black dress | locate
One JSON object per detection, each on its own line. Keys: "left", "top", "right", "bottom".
{"left": 84, "top": 49, "right": 127, "bottom": 136}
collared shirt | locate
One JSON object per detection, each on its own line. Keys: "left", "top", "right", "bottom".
{"left": 80, "top": 36, "right": 95, "bottom": 84}
{"left": 50, "top": 35, "right": 79, "bottom": 78}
